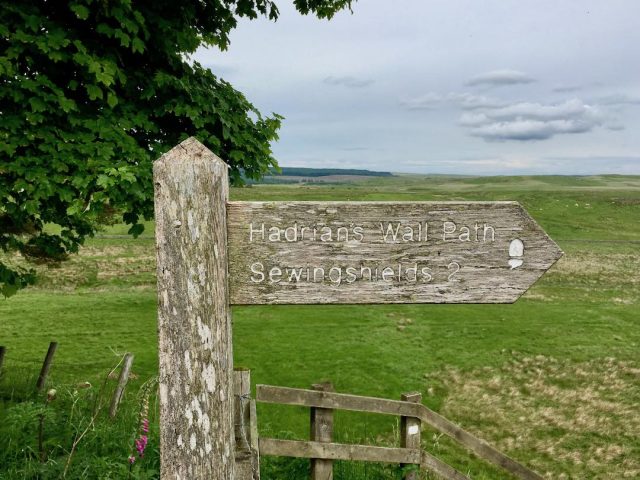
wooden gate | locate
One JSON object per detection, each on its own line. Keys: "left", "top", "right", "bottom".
{"left": 233, "top": 370, "right": 542, "bottom": 480}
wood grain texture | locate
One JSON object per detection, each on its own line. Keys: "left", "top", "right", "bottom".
{"left": 420, "top": 451, "right": 470, "bottom": 480}
{"left": 109, "top": 353, "right": 134, "bottom": 418}
{"left": 259, "top": 438, "right": 422, "bottom": 464}
{"left": 154, "top": 137, "right": 235, "bottom": 479}
{"left": 259, "top": 438, "right": 471, "bottom": 479}
{"left": 227, "top": 201, "right": 563, "bottom": 304}
{"left": 36, "top": 341, "right": 57, "bottom": 391}
{"left": 257, "top": 384, "right": 421, "bottom": 417}
{"left": 234, "top": 369, "right": 260, "bottom": 480}
{"left": 310, "top": 383, "right": 334, "bottom": 480}
{"left": 400, "top": 392, "right": 422, "bottom": 480}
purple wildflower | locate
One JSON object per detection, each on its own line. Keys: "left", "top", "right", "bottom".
{"left": 129, "top": 393, "right": 151, "bottom": 464}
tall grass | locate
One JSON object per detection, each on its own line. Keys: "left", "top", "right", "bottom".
{"left": 0, "top": 365, "right": 160, "bottom": 479}
{"left": 1, "top": 366, "right": 422, "bottom": 479}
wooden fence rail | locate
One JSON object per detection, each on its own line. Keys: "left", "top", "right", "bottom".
{"left": 255, "top": 383, "right": 470, "bottom": 480}
{"left": 256, "top": 384, "right": 543, "bottom": 480}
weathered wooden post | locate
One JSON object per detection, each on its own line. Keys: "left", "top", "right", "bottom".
{"left": 36, "top": 341, "right": 58, "bottom": 391}
{"left": 400, "top": 392, "right": 422, "bottom": 480}
{"left": 234, "top": 369, "right": 260, "bottom": 480}
{"left": 0, "top": 346, "right": 6, "bottom": 373}
{"left": 109, "top": 353, "right": 134, "bottom": 418}
{"left": 154, "top": 138, "right": 235, "bottom": 479}
{"left": 310, "top": 382, "right": 335, "bottom": 480}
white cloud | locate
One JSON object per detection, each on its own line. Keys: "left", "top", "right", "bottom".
{"left": 462, "top": 99, "right": 602, "bottom": 141}
{"left": 469, "top": 118, "right": 594, "bottom": 141}
{"left": 465, "top": 69, "right": 536, "bottom": 87}
{"left": 402, "top": 94, "right": 604, "bottom": 141}
{"left": 450, "top": 93, "right": 507, "bottom": 110}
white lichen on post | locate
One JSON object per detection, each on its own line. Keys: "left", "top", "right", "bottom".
{"left": 154, "top": 137, "right": 235, "bottom": 479}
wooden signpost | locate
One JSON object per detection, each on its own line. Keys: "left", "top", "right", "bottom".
{"left": 228, "top": 201, "right": 562, "bottom": 304}
{"left": 153, "top": 138, "right": 563, "bottom": 479}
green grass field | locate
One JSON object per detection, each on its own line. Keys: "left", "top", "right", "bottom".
{"left": 1, "top": 174, "right": 639, "bottom": 479}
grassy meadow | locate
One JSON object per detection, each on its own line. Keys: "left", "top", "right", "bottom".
{"left": 1, "top": 174, "right": 639, "bottom": 479}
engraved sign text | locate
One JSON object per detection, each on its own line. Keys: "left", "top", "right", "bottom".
{"left": 227, "top": 202, "right": 562, "bottom": 304}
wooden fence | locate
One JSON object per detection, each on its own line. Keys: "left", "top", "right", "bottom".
{"left": 233, "top": 370, "right": 543, "bottom": 480}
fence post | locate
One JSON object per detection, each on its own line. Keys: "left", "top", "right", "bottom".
{"left": 400, "top": 392, "right": 422, "bottom": 480}
{"left": 311, "top": 382, "right": 335, "bottom": 480}
{"left": 0, "top": 346, "right": 5, "bottom": 373}
{"left": 109, "top": 353, "right": 134, "bottom": 418}
{"left": 36, "top": 342, "right": 58, "bottom": 391}
{"left": 234, "top": 369, "right": 260, "bottom": 480}
{"left": 154, "top": 137, "right": 235, "bottom": 479}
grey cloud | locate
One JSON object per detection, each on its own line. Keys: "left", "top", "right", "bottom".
{"left": 461, "top": 99, "right": 602, "bottom": 141}
{"left": 323, "top": 76, "right": 374, "bottom": 88}
{"left": 469, "top": 119, "right": 593, "bottom": 141}
{"left": 399, "top": 92, "right": 443, "bottom": 110}
{"left": 449, "top": 93, "right": 507, "bottom": 110}
{"left": 552, "top": 85, "right": 582, "bottom": 93}
{"left": 596, "top": 94, "right": 640, "bottom": 106}
{"left": 465, "top": 69, "right": 536, "bottom": 87}
{"left": 400, "top": 92, "right": 505, "bottom": 110}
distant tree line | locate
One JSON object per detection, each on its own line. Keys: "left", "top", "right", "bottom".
{"left": 268, "top": 167, "right": 393, "bottom": 177}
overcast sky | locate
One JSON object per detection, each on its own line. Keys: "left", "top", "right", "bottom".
{"left": 195, "top": 1, "right": 640, "bottom": 175}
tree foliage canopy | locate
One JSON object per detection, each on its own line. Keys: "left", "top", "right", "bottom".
{"left": 0, "top": 0, "right": 354, "bottom": 296}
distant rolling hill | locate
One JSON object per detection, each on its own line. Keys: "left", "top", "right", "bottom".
{"left": 247, "top": 167, "right": 394, "bottom": 184}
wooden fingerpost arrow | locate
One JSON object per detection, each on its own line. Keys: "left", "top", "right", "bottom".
{"left": 227, "top": 201, "right": 563, "bottom": 304}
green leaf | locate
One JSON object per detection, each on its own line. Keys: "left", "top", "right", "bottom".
{"left": 107, "top": 92, "right": 118, "bottom": 108}
{"left": 66, "top": 204, "right": 81, "bottom": 216}
{"left": 132, "top": 37, "right": 145, "bottom": 54}
{"left": 70, "top": 4, "right": 90, "bottom": 20}
{"left": 127, "top": 223, "right": 145, "bottom": 238}
{"left": 96, "top": 174, "right": 112, "bottom": 188}
{"left": 86, "top": 84, "right": 102, "bottom": 100}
